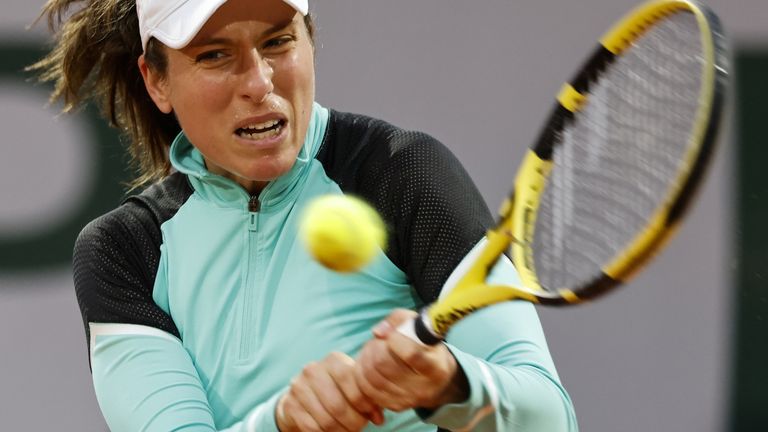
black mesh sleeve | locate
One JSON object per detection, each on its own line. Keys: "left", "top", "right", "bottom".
{"left": 73, "top": 173, "right": 192, "bottom": 349}
{"left": 317, "top": 111, "right": 494, "bottom": 304}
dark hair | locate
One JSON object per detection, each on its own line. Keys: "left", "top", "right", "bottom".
{"left": 30, "top": 0, "right": 315, "bottom": 189}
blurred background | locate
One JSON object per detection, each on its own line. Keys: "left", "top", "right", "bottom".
{"left": 1, "top": 0, "right": 767, "bottom": 430}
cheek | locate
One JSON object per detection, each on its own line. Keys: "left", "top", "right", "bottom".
{"left": 175, "top": 79, "right": 232, "bottom": 113}
{"left": 167, "top": 70, "right": 234, "bottom": 128}
{"left": 276, "top": 46, "right": 315, "bottom": 99}
{"left": 301, "top": 57, "right": 316, "bottom": 103}
{"left": 276, "top": 48, "right": 316, "bottom": 124}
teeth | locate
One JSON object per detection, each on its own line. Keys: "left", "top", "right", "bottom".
{"left": 237, "top": 122, "right": 282, "bottom": 140}
{"left": 242, "top": 119, "right": 280, "bottom": 131}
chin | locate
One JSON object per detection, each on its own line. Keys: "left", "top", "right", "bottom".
{"left": 241, "top": 161, "right": 294, "bottom": 182}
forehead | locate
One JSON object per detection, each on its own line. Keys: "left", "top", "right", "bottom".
{"left": 191, "top": 0, "right": 300, "bottom": 43}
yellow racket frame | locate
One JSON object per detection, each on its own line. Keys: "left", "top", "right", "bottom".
{"left": 422, "top": 0, "right": 724, "bottom": 340}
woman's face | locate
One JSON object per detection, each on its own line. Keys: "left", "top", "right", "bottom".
{"left": 140, "top": 0, "right": 315, "bottom": 194}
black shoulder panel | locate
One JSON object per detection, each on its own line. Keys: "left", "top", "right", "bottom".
{"left": 73, "top": 173, "right": 193, "bottom": 346}
{"left": 316, "top": 111, "right": 494, "bottom": 304}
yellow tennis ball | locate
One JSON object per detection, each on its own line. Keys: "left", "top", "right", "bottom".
{"left": 300, "top": 195, "right": 386, "bottom": 273}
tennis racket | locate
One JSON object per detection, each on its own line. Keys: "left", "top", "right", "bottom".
{"left": 400, "top": 0, "right": 729, "bottom": 345}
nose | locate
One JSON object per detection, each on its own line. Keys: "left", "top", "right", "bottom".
{"left": 241, "top": 50, "right": 274, "bottom": 103}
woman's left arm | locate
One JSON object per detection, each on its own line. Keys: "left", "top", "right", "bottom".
{"left": 349, "top": 127, "right": 577, "bottom": 431}
{"left": 356, "top": 252, "right": 579, "bottom": 432}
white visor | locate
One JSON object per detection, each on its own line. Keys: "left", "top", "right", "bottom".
{"left": 136, "top": 0, "right": 309, "bottom": 51}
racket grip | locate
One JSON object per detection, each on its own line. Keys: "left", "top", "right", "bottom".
{"left": 396, "top": 310, "right": 443, "bottom": 346}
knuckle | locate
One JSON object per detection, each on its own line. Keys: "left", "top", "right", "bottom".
{"left": 364, "top": 371, "right": 385, "bottom": 388}
{"left": 302, "top": 361, "right": 319, "bottom": 377}
{"left": 326, "top": 399, "right": 347, "bottom": 417}
{"left": 358, "top": 382, "right": 377, "bottom": 402}
{"left": 287, "top": 384, "right": 300, "bottom": 397}
{"left": 328, "top": 352, "right": 354, "bottom": 373}
{"left": 347, "top": 391, "right": 366, "bottom": 407}
{"left": 295, "top": 418, "right": 315, "bottom": 432}
{"left": 318, "top": 416, "right": 337, "bottom": 431}
{"left": 371, "top": 353, "right": 390, "bottom": 370}
{"left": 403, "top": 349, "right": 425, "bottom": 366}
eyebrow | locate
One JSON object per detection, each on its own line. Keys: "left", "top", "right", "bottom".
{"left": 190, "top": 18, "right": 297, "bottom": 47}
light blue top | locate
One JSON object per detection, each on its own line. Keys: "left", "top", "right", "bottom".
{"left": 88, "top": 103, "right": 578, "bottom": 431}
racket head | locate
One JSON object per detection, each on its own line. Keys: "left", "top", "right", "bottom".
{"left": 504, "top": 0, "right": 729, "bottom": 305}
{"left": 413, "top": 0, "right": 730, "bottom": 343}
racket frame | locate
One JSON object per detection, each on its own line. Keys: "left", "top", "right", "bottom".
{"left": 414, "top": 0, "right": 729, "bottom": 344}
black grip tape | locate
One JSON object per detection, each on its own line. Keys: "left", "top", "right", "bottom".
{"left": 414, "top": 311, "right": 443, "bottom": 345}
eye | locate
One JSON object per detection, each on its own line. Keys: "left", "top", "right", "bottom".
{"left": 263, "top": 36, "right": 295, "bottom": 51}
{"left": 195, "top": 50, "right": 228, "bottom": 63}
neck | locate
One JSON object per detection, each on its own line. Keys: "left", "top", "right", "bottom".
{"left": 203, "top": 158, "right": 268, "bottom": 196}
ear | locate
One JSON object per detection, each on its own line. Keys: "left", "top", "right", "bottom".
{"left": 138, "top": 54, "right": 173, "bottom": 114}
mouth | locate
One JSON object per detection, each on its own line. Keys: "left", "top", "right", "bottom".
{"left": 235, "top": 119, "right": 286, "bottom": 140}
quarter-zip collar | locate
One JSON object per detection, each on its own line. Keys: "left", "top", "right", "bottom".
{"left": 169, "top": 102, "right": 330, "bottom": 210}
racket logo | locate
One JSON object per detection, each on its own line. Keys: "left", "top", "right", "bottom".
{"left": 522, "top": 207, "right": 536, "bottom": 273}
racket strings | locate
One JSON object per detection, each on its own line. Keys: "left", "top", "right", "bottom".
{"left": 533, "top": 11, "right": 704, "bottom": 292}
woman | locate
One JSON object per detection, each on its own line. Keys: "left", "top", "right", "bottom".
{"left": 34, "top": 0, "right": 578, "bottom": 430}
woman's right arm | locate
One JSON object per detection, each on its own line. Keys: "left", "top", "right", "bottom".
{"left": 74, "top": 208, "right": 281, "bottom": 432}
{"left": 89, "top": 324, "right": 284, "bottom": 432}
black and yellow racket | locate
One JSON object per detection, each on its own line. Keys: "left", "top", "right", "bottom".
{"left": 401, "top": 0, "right": 729, "bottom": 345}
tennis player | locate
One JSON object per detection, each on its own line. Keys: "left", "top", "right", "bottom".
{"left": 34, "top": 0, "right": 578, "bottom": 430}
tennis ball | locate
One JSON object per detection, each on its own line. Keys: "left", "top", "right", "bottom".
{"left": 300, "top": 195, "right": 386, "bottom": 273}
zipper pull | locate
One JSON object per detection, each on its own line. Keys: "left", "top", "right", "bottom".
{"left": 248, "top": 196, "right": 259, "bottom": 232}
{"left": 248, "top": 196, "right": 260, "bottom": 212}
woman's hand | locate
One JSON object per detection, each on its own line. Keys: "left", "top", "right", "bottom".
{"left": 355, "top": 309, "right": 470, "bottom": 412}
{"left": 277, "top": 351, "right": 384, "bottom": 432}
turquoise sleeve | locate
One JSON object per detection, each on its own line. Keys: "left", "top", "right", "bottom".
{"left": 424, "top": 256, "right": 579, "bottom": 431}
{"left": 90, "top": 328, "right": 282, "bottom": 432}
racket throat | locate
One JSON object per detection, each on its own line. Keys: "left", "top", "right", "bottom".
{"left": 456, "top": 228, "right": 515, "bottom": 288}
